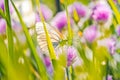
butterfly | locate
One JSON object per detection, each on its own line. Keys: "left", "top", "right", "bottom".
{"left": 36, "top": 22, "right": 67, "bottom": 54}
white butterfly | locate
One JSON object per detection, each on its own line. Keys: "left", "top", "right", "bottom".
{"left": 36, "top": 22, "right": 66, "bottom": 54}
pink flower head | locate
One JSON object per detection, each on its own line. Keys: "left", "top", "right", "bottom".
{"left": 67, "top": 47, "right": 77, "bottom": 66}
{"left": 0, "top": 19, "right": 6, "bottom": 34}
{"left": 51, "top": 11, "right": 74, "bottom": 31}
{"left": 0, "top": 0, "right": 4, "bottom": 11}
{"left": 98, "top": 37, "right": 116, "bottom": 55}
{"left": 107, "top": 75, "right": 113, "bottom": 80}
{"left": 91, "top": 3, "right": 112, "bottom": 23}
{"left": 106, "top": 38, "right": 116, "bottom": 55}
{"left": 51, "top": 11, "right": 68, "bottom": 31}
{"left": 68, "top": 2, "right": 86, "bottom": 18}
{"left": 83, "top": 25, "right": 97, "bottom": 43}
{"left": 36, "top": 4, "right": 53, "bottom": 22}
{"left": 113, "top": 0, "right": 118, "bottom": 3}
{"left": 43, "top": 56, "right": 53, "bottom": 75}
{"left": 0, "top": 19, "right": 22, "bottom": 35}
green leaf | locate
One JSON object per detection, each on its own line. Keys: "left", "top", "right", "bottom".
{"left": 36, "top": 0, "right": 56, "bottom": 60}
{"left": 78, "top": 0, "right": 90, "bottom": 5}
{"left": 0, "top": 36, "right": 18, "bottom": 80}
{"left": 10, "top": 0, "right": 48, "bottom": 80}
{"left": 108, "top": 0, "right": 120, "bottom": 24}
{"left": 116, "top": 48, "right": 120, "bottom": 53}
{"left": 65, "top": 0, "right": 73, "bottom": 45}
{"left": 4, "top": 0, "right": 14, "bottom": 61}
{"left": 76, "top": 41, "right": 90, "bottom": 67}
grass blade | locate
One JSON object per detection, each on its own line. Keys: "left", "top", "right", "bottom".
{"left": 108, "top": 0, "right": 120, "bottom": 24}
{"left": 10, "top": 0, "right": 48, "bottom": 79}
{"left": 65, "top": 1, "right": 73, "bottom": 45}
{"left": 4, "top": 0, "right": 14, "bottom": 60}
{"left": 36, "top": 0, "right": 56, "bottom": 60}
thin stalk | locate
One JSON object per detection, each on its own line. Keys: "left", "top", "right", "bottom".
{"left": 64, "top": 1, "right": 73, "bottom": 79}
{"left": 106, "top": 59, "right": 109, "bottom": 80}
{"left": 66, "top": 67, "right": 70, "bottom": 80}
{"left": 71, "top": 66, "right": 74, "bottom": 80}
{"left": 36, "top": 0, "right": 56, "bottom": 60}
{"left": 56, "top": 0, "right": 61, "bottom": 12}
{"left": 65, "top": 1, "right": 73, "bottom": 45}
{"left": 4, "top": 1, "right": 14, "bottom": 79}
{"left": 4, "top": 0, "right": 14, "bottom": 60}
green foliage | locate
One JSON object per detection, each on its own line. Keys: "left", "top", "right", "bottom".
{"left": 10, "top": 0, "right": 48, "bottom": 80}
{"left": 108, "top": 0, "right": 120, "bottom": 24}
{"left": 0, "top": 0, "right": 120, "bottom": 80}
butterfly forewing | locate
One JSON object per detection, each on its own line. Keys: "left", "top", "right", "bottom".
{"left": 36, "top": 22, "right": 61, "bottom": 54}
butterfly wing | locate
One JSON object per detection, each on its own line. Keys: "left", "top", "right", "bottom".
{"left": 36, "top": 22, "right": 61, "bottom": 54}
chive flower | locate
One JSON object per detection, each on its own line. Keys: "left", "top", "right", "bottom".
{"left": 43, "top": 56, "right": 53, "bottom": 75}
{"left": 91, "top": 3, "right": 112, "bottom": 24}
{"left": 0, "top": 19, "right": 6, "bottom": 35}
{"left": 107, "top": 75, "right": 113, "bottom": 80}
{"left": 68, "top": 2, "right": 87, "bottom": 18}
{"left": 36, "top": 4, "right": 53, "bottom": 22}
{"left": 51, "top": 11, "right": 67, "bottom": 31}
{"left": 83, "top": 25, "right": 97, "bottom": 43}
{"left": 67, "top": 47, "right": 77, "bottom": 67}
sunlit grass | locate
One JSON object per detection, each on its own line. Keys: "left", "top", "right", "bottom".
{"left": 0, "top": 0, "right": 120, "bottom": 80}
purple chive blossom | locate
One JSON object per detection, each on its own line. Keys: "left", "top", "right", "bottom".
{"left": 91, "top": 3, "right": 112, "bottom": 23}
{"left": 0, "top": 19, "right": 6, "bottom": 34}
{"left": 73, "top": 2, "right": 86, "bottom": 17}
{"left": 43, "top": 56, "right": 53, "bottom": 75}
{"left": 68, "top": 2, "right": 86, "bottom": 18}
{"left": 44, "top": 56, "right": 51, "bottom": 67}
{"left": 51, "top": 11, "right": 73, "bottom": 31}
{"left": 0, "top": 0, "right": 4, "bottom": 11}
{"left": 83, "top": 25, "right": 97, "bottom": 43}
{"left": 116, "top": 25, "right": 120, "bottom": 36}
{"left": 0, "top": 19, "right": 22, "bottom": 35}
{"left": 12, "top": 21, "right": 22, "bottom": 33}
{"left": 35, "top": 4, "right": 53, "bottom": 22}
{"left": 113, "top": 0, "right": 118, "bottom": 3}
{"left": 51, "top": 11, "right": 67, "bottom": 31}
{"left": 35, "top": 13, "right": 40, "bottom": 22}
{"left": 106, "top": 38, "right": 116, "bottom": 55}
{"left": 67, "top": 47, "right": 77, "bottom": 67}
{"left": 107, "top": 75, "right": 113, "bottom": 80}
{"left": 98, "top": 38, "right": 116, "bottom": 55}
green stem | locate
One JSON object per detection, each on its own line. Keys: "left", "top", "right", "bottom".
{"left": 66, "top": 67, "right": 70, "bottom": 80}
{"left": 4, "top": 0, "right": 13, "bottom": 79}
{"left": 65, "top": 1, "right": 73, "bottom": 45}
{"left": 36, "top": 0, "right": 56, "bottom": 60}
{"left": 106, "top": 59, "right": 109, "bottom": 80}
{"left": 71, "top": 66, "right": 74, "bottom": 80}
{"left": 4, "top": 0, "right": 14, "bottom": 60}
